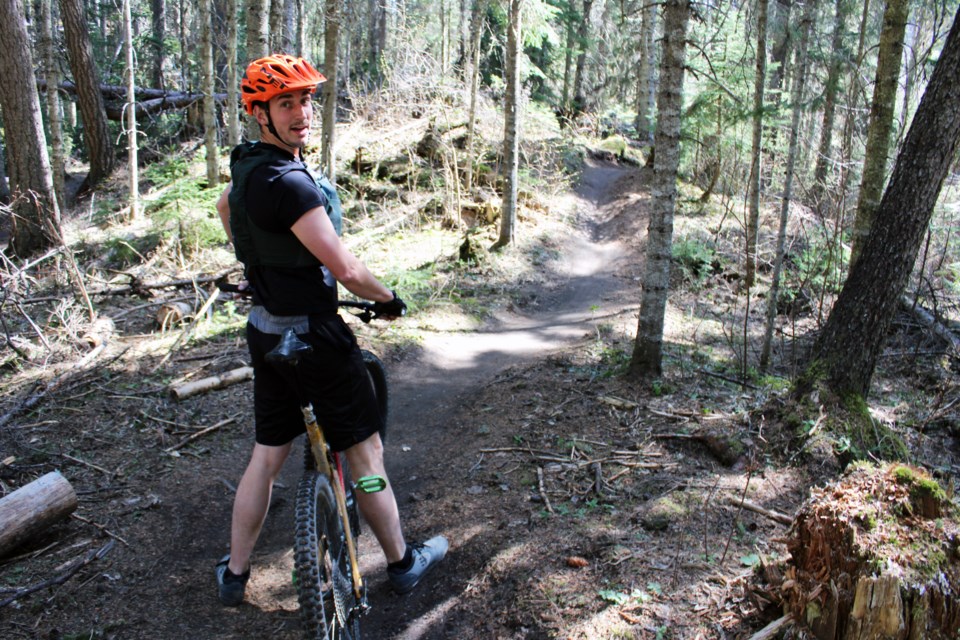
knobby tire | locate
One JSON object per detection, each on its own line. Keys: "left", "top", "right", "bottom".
{"left": 294, "top": 472, "right": 360, "bottom": 639}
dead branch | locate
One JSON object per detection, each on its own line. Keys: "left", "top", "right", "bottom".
{"left": 0, "top": 540, "right": 115, "bottom": 609}
{"left": 164, "top": 415, "right": 239, "bottom": 452}
{"left": 69, "top": 514, "right": 129, "bottom": 547}
{"left": 537, "top": 466, "right": 554, "bottom": 514}
{"left": 168, "top": 367, "right": 253, "bottom": 400}
{"left": 747, "top": 615, "right": 792, "bottom": 639}
{"left": 726, "top": 496, "right": 793, "bottom": 526}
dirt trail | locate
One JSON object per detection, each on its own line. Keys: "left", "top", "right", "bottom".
{"left": 358, "top": 159, "right": 640, "bottom": 638}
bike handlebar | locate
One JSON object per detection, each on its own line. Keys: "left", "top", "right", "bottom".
{"left": 216, "top": 280, "right": 381, "bottom": 323}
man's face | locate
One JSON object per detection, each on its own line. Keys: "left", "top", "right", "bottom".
{"left": 256, "top": 88, "right": 315, "bottom": 152}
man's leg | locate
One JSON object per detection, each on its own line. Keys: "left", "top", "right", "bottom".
{"left": 344, "top": 432, "right": 406, "bottom": 563}
{"left": 228, "top": 441, "right": 293, "bottom": 575}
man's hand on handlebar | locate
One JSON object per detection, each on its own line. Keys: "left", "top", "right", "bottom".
{"left": 372, "top": 291, "right": 407, "bottom": 319}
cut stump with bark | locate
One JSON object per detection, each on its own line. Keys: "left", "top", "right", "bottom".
{"left": 0, "top": 472, "right": 78, "bottom": 557}
{"left": 782, "top": 462, "right": 960, "bottom": 639}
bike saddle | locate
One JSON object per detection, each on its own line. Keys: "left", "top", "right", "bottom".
{"left": 265, "top": 327, "right": 314, "bottom": 367}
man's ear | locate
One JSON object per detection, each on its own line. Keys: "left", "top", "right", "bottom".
{"left": 253, "top": 104, "right": 269, "bottom": 126}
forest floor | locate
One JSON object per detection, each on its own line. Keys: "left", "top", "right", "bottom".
{"left": 2, "top": 124, "right": 960, "bottom": 639}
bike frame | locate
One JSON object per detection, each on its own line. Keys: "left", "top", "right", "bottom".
{"left": 300, "top": 402, "right": 366, "bottom": 605}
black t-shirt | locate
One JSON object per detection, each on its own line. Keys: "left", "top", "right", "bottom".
{"left": 244, "top": 153, "right": 339, "bottom": 316}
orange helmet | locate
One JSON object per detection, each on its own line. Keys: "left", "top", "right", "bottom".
{"left": 240, "top": 54, "right": 326, "bottom": 114}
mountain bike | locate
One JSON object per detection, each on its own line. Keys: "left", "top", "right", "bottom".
{"left": 217, "top": 281, "right": 388, "bottom": 640}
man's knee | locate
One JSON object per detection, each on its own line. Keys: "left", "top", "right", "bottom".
{"left": 345, "top": 432, "right": 385, "bottom": 478}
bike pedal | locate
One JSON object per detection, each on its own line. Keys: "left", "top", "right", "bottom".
{"left": 355, "top": 475, "right": 387, "bottom": 493}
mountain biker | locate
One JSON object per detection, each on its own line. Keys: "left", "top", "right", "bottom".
{"left": 214, "top": 53, "right": 447, "bottom": 606}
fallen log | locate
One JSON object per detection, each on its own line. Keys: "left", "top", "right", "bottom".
{"left": 169, "top": 366, "right": 253, "bottom": 400}
{"left": 900, "top": 295, "right": 960, "bottom": 356}
{"left": 36, "top": 79, "right": 227, "bottom": 121}
{"left": 0, "top": 472, "right": 78, "bottom": 557}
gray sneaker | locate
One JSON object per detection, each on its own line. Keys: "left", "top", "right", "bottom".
{"left": 387, "top": 536, "right": 448, "bottom": 594}
{"left": 216, "top": 555, "right": 249, "bottom": 606}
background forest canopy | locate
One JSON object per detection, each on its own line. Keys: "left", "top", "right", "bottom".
{"left": 0, "top": 0, "right": 959, "bottom": 398}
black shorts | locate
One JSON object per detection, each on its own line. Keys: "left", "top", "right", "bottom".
{"left": 246, "top": 315, "right": 382, "bottom": 451}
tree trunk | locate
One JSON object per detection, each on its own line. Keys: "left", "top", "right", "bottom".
{"left": 0, "top": 0, "right": 60, "bottom": 256}
{"left": 465, "top": 0, "right": 486, "bottom": 193}
{"left": 322, "top": 0, "right": 340, "bottom": 181}
{"left": 629, "top": 0, "right": 690, "bottom": 378}
{"left": 837, "top": 0, "right": 871, "bottom": 212}
{"left": 745, "top": 0, "right": 769, "bottom": 291}
{"left": 269, "top": 0, "right": 283, "bottom": 51}
{"left": 225, "top": 0, "right": 240, "bottom": 146}
{"left": 244, "top": 0, "right": 269, "bottom": 140}
{"left": 811, "top": 0, "right": 850, "bottom": 215}
{"left": 178, "top": 0, "right": 189, "bottom": 90}
{"left": 898, "top": 16, "right": 917, "bottom": 142}
{"left": 151, "top": 0, "right": 166, "bottom": 89}
{"left": 561, "top": 15, "right": 574, "bottom": 110}
{"left": 634, "top": 1, "right": 656, "bottom": 149}
{"left": 41, "top": 0, "right": 66, "bottom": 214}
{"left": 60, "top": 0, "right": 116, "bottom": 189}
{"left": 0, "top": 140, "right": 10, "bottom": 205}
{"left": 802, "top": 2, "right": 960, "bottom": 399}
{"left": 123, "top": 0, "right": 140, "bottom": 220}
{"left": 572, "top": 0, "right": 593, "bottom": 114}
{"left": 850, "top": 0, "right": 908, "bottom": 271}
{"left": 767, "top": 0, "right": 793, "bottom": 102}
{"left": 761, "top": 0, "right": 816, "bottom": 371}
{"left": 283, "top": 0, "right": 296, "bottom": 52}
{"left": 493, "top": 0, "right": 522, "bottom": 250}
{"left": 199, "top": 0, "right": 219, "bottom": 187}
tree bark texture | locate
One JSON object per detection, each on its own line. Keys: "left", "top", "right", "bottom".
{"left": 850, "top": 0, "right": 908, "bottom": 270}
{"left": 60, "top": 0, "right": 116, "bottom": 188}
{"left": 630, "top": 0, "right": 690, "bottom": 378}
{"left": 0, "top": 0, "right": 59, "bottom": 256}
{"left": 745, "top": 0, "right": 769, "bottom": 290}
{"left": 494, "top": 0, "right": 522, "bottom": 249}
{"left": 807, "top": 3, "right": 960, "bottom": 399}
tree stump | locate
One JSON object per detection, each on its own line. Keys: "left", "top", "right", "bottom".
{"left": 782, "top": 462, "right": 960, "bottom": 639}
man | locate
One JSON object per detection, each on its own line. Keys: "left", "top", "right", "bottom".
{"left": 214, "top": 54, "right": 446, "bottom": 606}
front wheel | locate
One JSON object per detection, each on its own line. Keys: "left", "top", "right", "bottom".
{"left": 294, "top": 471, "right": 362, "bottom": 640}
